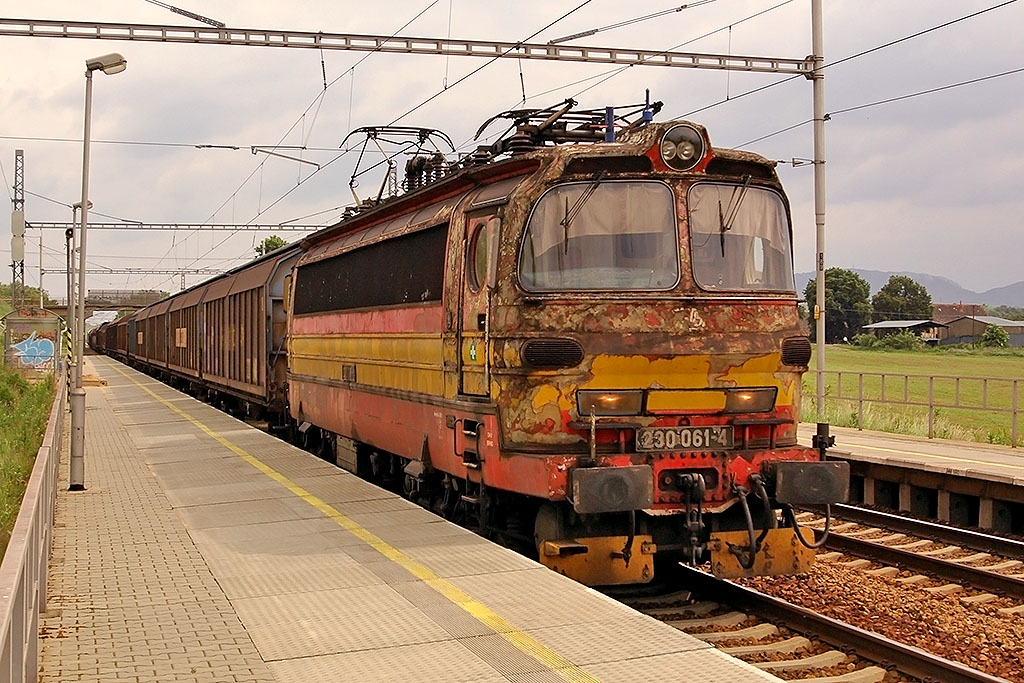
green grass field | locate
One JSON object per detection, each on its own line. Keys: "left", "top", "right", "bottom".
{"left": 0, "top": 367, "right": 55, "bottom": 559}
{"left": 802, "top": 346, "right": 1024, "bottom": 447}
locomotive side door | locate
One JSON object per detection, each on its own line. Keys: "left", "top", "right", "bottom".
{"left": 457, "top": 212, "right": 500, "bottom": 396}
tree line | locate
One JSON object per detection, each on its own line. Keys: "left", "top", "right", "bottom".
{"left": 803, "top": 269, "right": 1024, "bottom": 344}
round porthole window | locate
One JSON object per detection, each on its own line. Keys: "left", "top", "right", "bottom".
{"left": 468, "top": 222, "right": 488, "bottom": 292}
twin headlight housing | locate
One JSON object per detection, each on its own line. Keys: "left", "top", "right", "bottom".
{"left": 659, "top": 124, "right": 706, "bottom": 172}
{"left": 577, "top": 387, "right": 776, "bottom": 416}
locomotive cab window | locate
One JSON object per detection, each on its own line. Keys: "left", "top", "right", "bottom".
{"left": 687, "top": 183, "right": 795, "bottom": 292}
{"left": 519, "top": 180, "right": 678, "bottom": 291}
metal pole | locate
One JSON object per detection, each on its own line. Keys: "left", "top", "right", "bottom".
{"left": 811, "top": 0, "right": 828, "bottom": 421}
{"left": 67, "top": 207, "right": 77, "bottom": 399}
{"left": 38, "top": 233, "right": 43, "bottom": 307}
{"left": 70, "top": 68, "right": 93, "bottom": 491}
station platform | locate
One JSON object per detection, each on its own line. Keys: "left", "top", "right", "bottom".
{"left": 39, "top": 355, "right": 778, "bottom": 683}
{"left": 797, "top": 423, "right": 1024, "bottom": 488}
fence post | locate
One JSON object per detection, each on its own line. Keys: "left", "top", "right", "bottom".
{"left": 857, "top": 373, "right": 864, "bottom": 430}
{"left": 928, "top": 376, "right": 935, "bottom": 439}
{"left": 1013, "top": 380, "right": 1019, "bottom": 448}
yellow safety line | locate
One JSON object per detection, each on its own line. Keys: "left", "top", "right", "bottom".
{"left": 107, "top": 361, "right": 599, "bottom": 683}
{"left": 839, "top": 442, "right": 1024, "bottom": 473}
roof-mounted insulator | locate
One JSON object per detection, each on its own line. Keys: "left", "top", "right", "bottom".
{"left": 506, "top": 132, "right": 536, "bottom": 155}
{"left": 470, "top": 146, "right": 493, "bottom": 165}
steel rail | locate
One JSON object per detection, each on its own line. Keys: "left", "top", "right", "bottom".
{"left": 821, "top": 531, "right": 1024, "bottom": 601}
{"left": 675, "top": 565, "right": 1011, "bottom": 683}
{"left": 832, "top": 503, "right": 1024, "bottom": 560}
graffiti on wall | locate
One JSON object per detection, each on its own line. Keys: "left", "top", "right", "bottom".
{"left": 11, "top": 330, "right": 56, "bottom": 367}
{"left": 2, "top": 311, "right": 62, "bottom": 379}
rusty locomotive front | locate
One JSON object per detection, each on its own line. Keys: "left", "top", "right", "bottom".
{"left": 94, "top": 100, "right": 848, "bottom": 585}
{"left": 287, "top": 101, "right": 848, "bottom": 585}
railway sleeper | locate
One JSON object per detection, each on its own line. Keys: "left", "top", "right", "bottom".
{"left": 720, "top": 635, "right": 811, "bottom": 656}
{"left": 642, "top": 601, "right": 718, "bottom": 617}
{"left": 621, "top": 589, "right": 694, "bottom": 609}
{"left": 665, "top": 610, "right": 747, "bottom": 629}
{"left": 689, "top": 622, "right": 778, "bottom": 642}
{"left": 801, "top": 667, "right": 886, "bottom": 683}
{"left": 753, "top": 649, "right": 848, "bottom": 673}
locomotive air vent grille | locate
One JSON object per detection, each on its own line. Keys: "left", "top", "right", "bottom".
{"left": 704, "top": 157, "right": 776, "bottom": 180}
{"left": 781, "top": 336, "right": 812, "bottom": 366}
{"left": 564, "top": 156, "right": 653, "bottom": 176}
{"left": 522, "top": 338, "right": 584, "bottom": 369}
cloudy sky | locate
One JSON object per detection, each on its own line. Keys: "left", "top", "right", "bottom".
{"left": 1, "top": 0, "right": 1022, "bottom": 299}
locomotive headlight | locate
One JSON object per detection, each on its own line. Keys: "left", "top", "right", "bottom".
{"left": 577, "top": 390, "right": 643, "bottom": 416}
{"left": 675, "top": 139, "right": 697, "bottom": 161}
{"left": 724, "top": 387, "right": 777, "bottom": 414}
{"left": 659, "top": 124, "right": 706, "bottom": 171}
{"left": 660, "top": 139, "right": 677, "bottom": 160}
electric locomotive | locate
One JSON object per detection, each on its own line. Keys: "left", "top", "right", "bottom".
{"left": 288, "top": 98, "right": 848, "bottom": 585}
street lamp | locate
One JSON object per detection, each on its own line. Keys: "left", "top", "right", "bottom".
{"left": 70, "top": 53, "right": 126, "bottom": 491}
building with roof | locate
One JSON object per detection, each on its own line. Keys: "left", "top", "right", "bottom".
{"left": 861, "top": 319, "right": 947, "bottom": 343}
{"left": 932, "top": 302, "right": 986, "bottom": 324}
{"left": 939, "top": 315, "right": 1024, "bottom": 347}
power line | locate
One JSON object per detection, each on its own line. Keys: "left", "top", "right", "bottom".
{"left": 453, "top": 0, "right": 796, "bottom": 152}
{"left": 829, "top": 66, "right": 1024, "bottom": 117}
{"left": 671, "top": 0, "right": 1019, "bottom": 122}
{"left": 152, "top": 1, "right": 602, "bottom": 292}
{"left": 547, "top": 1, "right": 718, "bottom": 44}
{"left": 387, "top": 1, "right": 596, "bottom": 125}
{"left": 737, "top": 65, "right": 1024, "bottom": 148}
{"left": 826, "top": 0, "right": 1017, "bottom": 71}
{"left": 143, "top": 1, "right": 444, "bottom": 286}
{"left": 32, "top": 222, "right": 323, "bottom": 232}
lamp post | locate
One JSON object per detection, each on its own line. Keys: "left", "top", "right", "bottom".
{"left": 67, "top": 201, "right": 91, "bottom": 391}
{"left": 70, "top": 53, "right": 126, "bottom": 491}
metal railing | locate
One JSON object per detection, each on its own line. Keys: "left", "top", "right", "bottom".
{"left": 811, "top": 370, "right": 1020, "bottom": 448}
{"left": 0, "top": 384, "right": 66, "bottom": 683}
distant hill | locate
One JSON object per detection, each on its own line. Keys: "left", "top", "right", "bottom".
{"left": 794, "top": 269, "right": 1024, "bottom": 308}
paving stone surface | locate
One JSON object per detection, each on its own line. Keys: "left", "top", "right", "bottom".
{"left": 39, "top": 356, "right": 777, "bottom": 683}
{"left": 38, "top": 358, "right": 276, "bottom": 683}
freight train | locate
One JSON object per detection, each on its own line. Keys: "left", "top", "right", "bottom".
{"left": 91, "top": 99, "right": 848, "bottom": 585}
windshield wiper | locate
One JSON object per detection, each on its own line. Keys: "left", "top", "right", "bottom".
{"left": 560, "top": 170, "right": 607, "bottom": 252}
{"left": 718, "top": 174, "right": 753, "bottom": 257}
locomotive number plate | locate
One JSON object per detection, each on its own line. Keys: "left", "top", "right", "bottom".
{"left": 636, "top": 426, "right": 733, "bottom": 452}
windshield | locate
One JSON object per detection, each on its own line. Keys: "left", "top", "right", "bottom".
{"left": 687, "top": 183, "right": 795, "bottom": 292}
{"left": 519, "top": 180, "right": 678, "bottom": 291}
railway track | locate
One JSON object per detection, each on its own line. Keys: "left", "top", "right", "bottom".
{"left": 618, "top": 565, "right": 1011, "bottom": 683}
{"left": 801, "top": 506, "right": 1024, "bottom": 613}
{"left": 827, "top": 504, "right": 1024, "bottom": 560}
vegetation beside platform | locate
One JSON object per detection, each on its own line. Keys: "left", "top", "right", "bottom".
{"left": 0, "top": 365, "right": 55, "bottom": 559}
